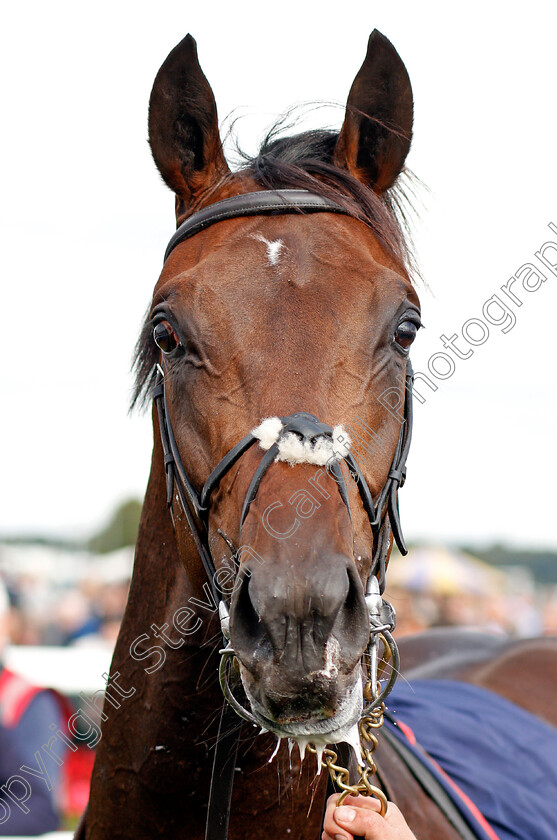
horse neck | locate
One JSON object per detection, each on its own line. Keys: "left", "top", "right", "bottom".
{"left": 85, "top": 436, "right": 224, "bottom": 837}
{"left": 375, "top": 737, "right": 463, "bottom": 840}
{"left": 123, "top": 424, "right": 215, "bottom": 632}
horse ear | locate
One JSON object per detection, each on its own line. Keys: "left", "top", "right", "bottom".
{"left": 148, "top": 34, "right": 230, "bottom": 209}
{"left": 334, "top": 30, "right": 413, "bottom": 193}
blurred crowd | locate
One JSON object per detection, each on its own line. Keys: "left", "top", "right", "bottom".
{"left": 3, "top": 575, "right": 129, "bottom": 649}
{"left": 6, "top": 579, "right": 556, "bottom": 648}
{"left": 0, "top": 544, "right": 133, "bottom": 650}
{"left": 382, "top": 545, "right": 557, "bottom": 640}
{"left": 0, "top": 543, "right": 555, "bottom": 650}
{"left": 385, "top": 585, "right": 557, "bottom": 638}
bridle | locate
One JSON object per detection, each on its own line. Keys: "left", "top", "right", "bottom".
{"left": 154, "top": 189, "right": 413, "bottom": 595}
{"left": 151, "top": 188, "right": 415, "bottom": 837}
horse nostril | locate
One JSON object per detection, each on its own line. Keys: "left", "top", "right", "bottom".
{"left": 230, "top": 557, "right": 368, "bottom": 681}
{"left": 329, "top": 564, "right": 369, "bottom": 667}
{"left": 230, "top": 570, "right": 271, "bottom": 672}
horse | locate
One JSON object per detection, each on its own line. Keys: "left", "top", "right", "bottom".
{"left": 79, "top": 30, "right": 557, "bottom": 840}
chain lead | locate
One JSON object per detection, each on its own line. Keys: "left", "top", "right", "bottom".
{"left": 308, "top": 628, "right": 398, "bottom": 819}
{"left": 308, "top": 696, "right": 388, "bottom": 816}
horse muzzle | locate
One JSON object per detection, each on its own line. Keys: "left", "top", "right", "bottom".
{"left": 227, "top": 549, "right": 369, "bottom": 729}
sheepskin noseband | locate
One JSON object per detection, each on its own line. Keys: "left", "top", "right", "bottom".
{"left": 252, "top": 412, "right": 351, "bottom": 466}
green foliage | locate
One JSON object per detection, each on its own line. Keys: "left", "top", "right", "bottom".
{"left": 88, "top": 498, "right": 143, "bottom": 554}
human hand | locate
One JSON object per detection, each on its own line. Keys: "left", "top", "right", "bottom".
{"left": 322, "top": 793, "right": 418, "bottom": 840}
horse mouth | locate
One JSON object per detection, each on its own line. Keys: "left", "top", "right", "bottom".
{"left": 242, "top": 672, "right": 363, "bottom": 750}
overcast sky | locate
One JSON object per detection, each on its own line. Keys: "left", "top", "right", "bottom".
{"left": 2, "top": 1, "right": 556, "bottom": 549}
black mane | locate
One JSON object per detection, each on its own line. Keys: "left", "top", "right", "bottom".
{"left": 132, "top": 125, "right": 417, "bottom": 410}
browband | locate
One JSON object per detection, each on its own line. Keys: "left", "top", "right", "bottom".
{"left": 164, "top": 189, "right": 350, "bottom": 262}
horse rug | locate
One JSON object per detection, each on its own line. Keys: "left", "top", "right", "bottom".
{"left": 386, "top": 679, "right": 557, "bottom": 840}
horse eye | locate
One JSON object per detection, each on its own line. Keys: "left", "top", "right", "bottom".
{"left": 153, "top": 320, "right": 181, "bottom": 354}
{"left": 395, "top": 320, "right": 418, "bottom": 350}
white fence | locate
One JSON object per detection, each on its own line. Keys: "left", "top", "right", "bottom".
{"left": 2, "top": 834, "right": 73, "bottom": 839}
{"left": 4, "top": 645, "right": 113, "bottom": 694}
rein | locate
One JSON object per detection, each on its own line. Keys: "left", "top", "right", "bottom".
{"left": 152, "top": 189, "right": 414, "bottom": 838}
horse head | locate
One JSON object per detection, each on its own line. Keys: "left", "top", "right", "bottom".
{"left": 136, "top": 30, "right": 420, "bottom": 756}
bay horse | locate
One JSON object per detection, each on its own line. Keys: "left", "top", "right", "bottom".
{"left": 79, "top": 31, "right": 557, "bottom": 840}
